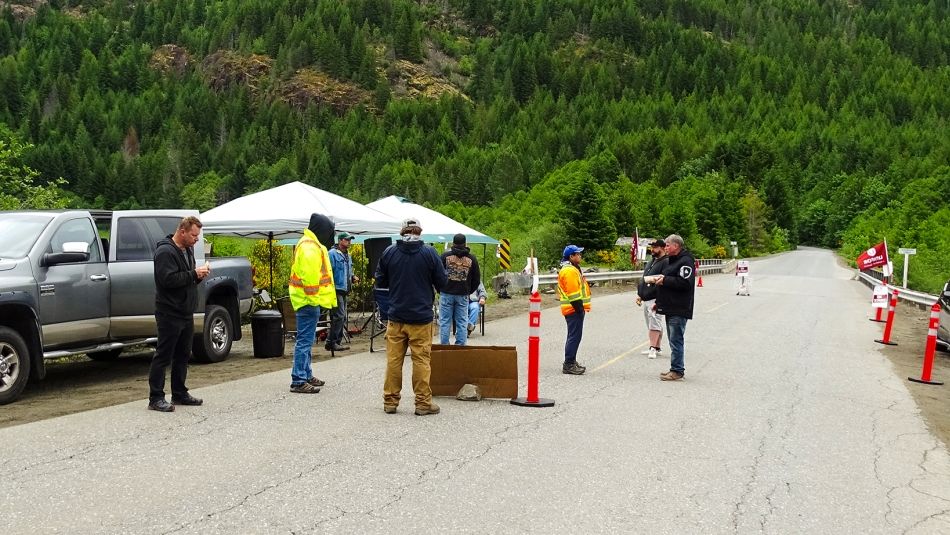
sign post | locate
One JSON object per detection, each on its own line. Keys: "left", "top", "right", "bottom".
{"left": 898, "top": 247, "right": 916, "bottom": 288}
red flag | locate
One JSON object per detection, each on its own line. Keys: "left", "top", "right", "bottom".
{"left": 856, "top": 240, "right": 889, "bottom": 270}
{"left": 630, "top": 227, "right": 639, "bottom": 265}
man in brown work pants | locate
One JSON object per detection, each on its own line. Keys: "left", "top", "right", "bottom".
{"left": 374, "top": 218, "right": 448, "bottom": 415}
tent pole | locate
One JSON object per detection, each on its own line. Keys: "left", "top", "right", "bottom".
{"left": 268, "top": 231, "right": 274, "bottom": 297}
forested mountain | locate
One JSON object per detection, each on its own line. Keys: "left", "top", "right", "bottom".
{"left": 0, "top": 0, "right": 948, "bottom": 289}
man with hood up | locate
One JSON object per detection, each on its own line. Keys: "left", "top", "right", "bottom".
{"left": 375, "top": 218, "right": 448, "bottom": 415}
{"left": 287, "top": 213, "right": 337, "bottom": 394}
{"left": 148, "top": 216, "right": 209, "bottom": 412}
{"left": 438, "top": 233, "right": 481, "bottom": 345}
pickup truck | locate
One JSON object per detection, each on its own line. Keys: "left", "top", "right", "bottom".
{"left": 0, "top": 209, "right": 253, "bottom": 404}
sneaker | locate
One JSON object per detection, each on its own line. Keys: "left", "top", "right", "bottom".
{"left": 414, "top": 402, "right": 440, "bottom": 416}
{"left": 647, "top": 347, "right": 658, "bottom": 359}
{"left": 384, "top": 405, "right": 398, "bottom": 414}
{"left": 467, "top": 324, "right": 476, "bottom": 335}
{"left": 148, "top": 399, "right": 175, "bottom": 412}
{"left": 641, "top": 348, "right": 652, "bottom": 355}
{"left": 290, "top": 383, "right": 321, "bottom": 393}
{"left": 660, "top": 371, "right": 684, "bottom": 381}
{"left": 562, "top": 362, "right": 586, "bottom": 375}
{"left": 307, "top": 377, "right": 325, "bottom": 387}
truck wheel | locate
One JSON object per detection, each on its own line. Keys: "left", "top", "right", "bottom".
{"left": 193, "top": 305, "right": 233, "bottom": 363}
{"left": 87, "top": 348, "right": 123, "bottom": 361}
{"left": 0, "top": 326, "right": 31, "bottom": 405}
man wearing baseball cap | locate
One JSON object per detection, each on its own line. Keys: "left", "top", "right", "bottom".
{"left": 326, "top": 232, "right": 359, "bottom": 352}
{"left": 636, "top": 239, "right": 668, "bottom": 359}
{"left": 558, "top": 244, "right": 590, "bottom": 375}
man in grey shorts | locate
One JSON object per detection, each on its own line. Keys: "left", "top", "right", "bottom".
{"left": 636, "top": 239, "right": 668, "bottom": 359}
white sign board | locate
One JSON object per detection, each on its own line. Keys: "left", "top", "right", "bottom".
{"left": 898, "top": 248, "right": 916, "bottom": 255}
{"left": 871, "top": 285, "right": 889, "bottom": 308}
{"left": 736, "top": 260, "right": 750, "bottom": 275}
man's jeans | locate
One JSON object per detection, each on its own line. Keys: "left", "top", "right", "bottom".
{"left": 665, "top": 315, "right": 688, "bottom": 375}
{"left": 328, "top": 290, "right": 347, "bottom": 346}
{"left": 439, "top": 293, "right": 469, "bottom": 345}
{"left": 564, "top": 310, "right": 585, "bottom": 364}
{"left": 292, "top": 305, "right": 320, "bottom": 386}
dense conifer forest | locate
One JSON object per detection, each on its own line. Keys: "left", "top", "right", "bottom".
{"left": 0, "top": 0, "right": 947, "bottom": 290}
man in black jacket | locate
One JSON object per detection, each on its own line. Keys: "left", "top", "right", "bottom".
{"left": 654, "top": 234, "right": 695, "bottom": 381}
{"left": 375, "top": 218, "right": 448, "bottom": 416}
{"left": 148, "top": 216, "right": 209, "bottom": 412}
{"left": 438, "top": 233, "right": 481, "bottom": 345}
{"left": 637, "top": 239, "right": 668, "bottom": 359}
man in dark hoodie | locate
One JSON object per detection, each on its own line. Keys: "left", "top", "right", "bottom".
{"left": 148, "top": 216, "right": 209, "bottom": 412}
{"left": 438, "top": 233, "right": 481, "bottom": 345}
{"left": 654, "top": 234, "right": 696, "bottom": 381}
{"left": 375, "top": 218, "right": 447, "bottom": 415}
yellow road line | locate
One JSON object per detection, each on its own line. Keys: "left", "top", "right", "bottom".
{"left": 706, "top": 302, "right": 729, "bottom": 313}
{"left": 591, "top": 341, "right": 650, "bottom": 373}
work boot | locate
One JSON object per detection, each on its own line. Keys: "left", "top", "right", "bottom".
{"left": 148, "top": 399, "right": 175, "bottom": 412}
{"left": 325, "top": 343, "right": 349, "bottom": 352}
{"left": 383, "top": 405, "right": 397, "bottom": 414}
{"left": 562, "top": 362, "right": 586, "bottom": 375}
{"left": 171, "top": 394, "right": 203, "bottom": 406}
{"left": 414, "top": 402, "right": 441, "bottom": 416}
{"left": 660, "top": 371, "right": 684, "bottom": 381}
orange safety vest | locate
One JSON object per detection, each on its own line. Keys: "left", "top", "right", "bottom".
{"left": 557, "top": 262, "right": 591, "bottom": 316}
{"left": 288, "top": 229, "right": 337, "bottom": 310}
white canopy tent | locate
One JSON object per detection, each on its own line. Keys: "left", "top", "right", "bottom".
{"left": 365, "top": 196, "right": 498, "bottom": 244}
{"left": 201, "top": 181, "right": 402, "bottom": 239}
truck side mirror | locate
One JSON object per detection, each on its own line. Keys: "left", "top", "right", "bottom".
{"left": 44, "top": 242, "right": 91, "bottom": 266}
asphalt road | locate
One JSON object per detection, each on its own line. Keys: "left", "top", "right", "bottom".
{"left": 3, "top": 248, "right": 949, "bottom": 534}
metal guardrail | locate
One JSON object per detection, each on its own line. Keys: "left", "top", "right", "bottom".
{"left": 856, "top": 271, "right": 938, "bottom": 308}
{"left": 533, "top": 259, "right": 728, "bottom": 287}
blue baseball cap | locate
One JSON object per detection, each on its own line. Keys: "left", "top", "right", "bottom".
{"left": 562, "top": 245, "right": 584, "bottom": 259}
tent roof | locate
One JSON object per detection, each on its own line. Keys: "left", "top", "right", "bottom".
{"left": 365, "top": 196, "right": 499, "bottom": 244}
{"left": 200, "top": 181, "right": 402, "bottom": 239}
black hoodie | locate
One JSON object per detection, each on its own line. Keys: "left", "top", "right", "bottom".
{"left": 154, "top": 235, "right": 198, "bottom": 320}
{"left": 440, "top": 245, "right": 480, "bottom": 296}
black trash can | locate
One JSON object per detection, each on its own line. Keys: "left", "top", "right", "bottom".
{"left": 251, "top": 310, "right": 284, "bottom": 358}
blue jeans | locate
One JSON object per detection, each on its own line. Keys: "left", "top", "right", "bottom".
{"left": 665, "top": 315, "right": 688, "bottom": 375}
{"left": 439, "top": 293, "right": 469, "bottom": 345}
{"left": 564, "top": 311, "right": 584, "bottom": 364}
{"left": 292, "top": 305, "right": 320, "bottom": 386}
{"left": 468, "top": 301, "right": 480, "bottom": 326}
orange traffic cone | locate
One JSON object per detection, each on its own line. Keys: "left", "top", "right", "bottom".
{"left": 695, "top": 260, "right": 703, "bottom": 287}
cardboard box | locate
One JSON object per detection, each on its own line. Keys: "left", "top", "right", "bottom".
{"left": 429, "top": 344, "right": 519, "bottom": 399}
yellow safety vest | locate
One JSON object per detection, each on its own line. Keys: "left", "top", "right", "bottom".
{"left": 288, "top": 229, "right": 337, "bottom": 310}
{"left": 557, "top": 263, "right": 591, "bottom": 316}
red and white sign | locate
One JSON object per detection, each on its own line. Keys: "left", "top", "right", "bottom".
{"left": 736, "top": 260, "right": 750, "bottom": 275}
{"left": 871, "top": 285, "right": 889, "bottom": 309}
{"left": 857, "top": 240, "right": 889, "bottom": 270}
